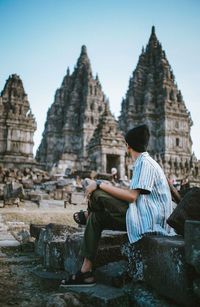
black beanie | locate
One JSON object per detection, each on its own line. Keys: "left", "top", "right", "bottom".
{"left": 125, "top": 124, "right": 150, "bottom": 152}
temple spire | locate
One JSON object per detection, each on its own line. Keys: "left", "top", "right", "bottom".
{"left": 76, "top": 45, "right": 92, "bottom": 74}
{"left": 81, "top": 45, "right": 87, "bottom": 55}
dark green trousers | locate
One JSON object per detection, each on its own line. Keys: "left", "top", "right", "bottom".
{"left": 79, "top": 189, "right": 129, "bottom": 261}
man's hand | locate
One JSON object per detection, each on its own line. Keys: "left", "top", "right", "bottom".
{"left": 86, "top": 182, "right": 97, "bottom": 199}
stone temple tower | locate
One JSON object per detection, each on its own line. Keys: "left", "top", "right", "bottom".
{"left": 87, "top": 101, "right": 125, "bottom": 178}
{"left": 0, "top": 74, "right": 37, "bottom": 168}
{"left": 119, "top": 26, "right": 199, "bottom": 181}
{"left": 36, "top": 45, "right": 107, "bottom": 172}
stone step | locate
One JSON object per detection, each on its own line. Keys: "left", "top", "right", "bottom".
{"left": 123, "top": 282, "right": 178, "bottom": 307}
{"left": 121, "top": 235, "right": 198, "bottom": 306}
{"left": 0, "top": 255, "right": 41, "bottom": 265}
{"left": 31, "top": 223, "right": 128, "bottom": 273}
{"left": 43, "top": 239, "right": 125, "bottom": 273}
{"left": 32, "top": 269, "right": 68, "bottom": 290}
{"left": 95, "top": 260, "right": 131, "bottom": 288}
{"left": 0, "top": 240, "right": 21, "bottom": 253}
{"left": 59, "top": 283, "right": 130, "bottom": 307}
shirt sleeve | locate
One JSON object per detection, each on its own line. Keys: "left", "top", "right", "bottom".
{"left": 130, "top": 159, "right": 155, "bottom": 193}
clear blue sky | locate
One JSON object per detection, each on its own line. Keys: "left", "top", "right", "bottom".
{"left": 0, "top": 0, "right": 200, "bottom": 158}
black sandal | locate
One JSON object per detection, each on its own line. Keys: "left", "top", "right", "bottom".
{"left": 73, "top": 210, "right": 88, "bottom": 225}
{"left": 60, "top": 270, "right": 96, "bottom": 287}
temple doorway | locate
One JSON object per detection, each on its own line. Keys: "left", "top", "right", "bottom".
{"left": 106, "top": 154, "right": 120, "bottom": 176}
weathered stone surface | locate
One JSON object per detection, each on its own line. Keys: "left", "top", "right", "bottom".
{"left": 121, "top": 235, "right": 197, "bottom": 306}
{"left": 43, "top": 181, "right": 57, "bottom": 192}
{"left": 185, "top": 220, "right": 200, "bottom": 273}
{"left": 3, "top": 182, "right": 24, "bottom": 206}
{"left": 30, "top": 224, "right": 46, "bottom": 240}
{"left": 60, "top": 284, "right": 130, "bottom": 307}
{"left": 193, "top": 278, "right": 200, "bottom": 299}
{"left": 44, "top": 240, "right": 66, "bottom": 270}
{"left": 35, "top": 228, "right": 47, "bottom": 257}
{"left": 123, "top": 282, "right": 178, "bottom": 307}
{"left": 45, "top": 223, "right": 79, "bottom": 239}
{"left": 45, "top": 292, "right": 84, "bottom": 307}
{"left": 95, "top": 260, "right": 131, "bottom": 288}
{"left": 32, "top": 224, "right": 127, "bottom": 273}
{"left": 63, "top": 231, "right": 84, "bottom": 274}
{"left": 32, "top": 223, "right": 80, "bottom": 260}
{"left": 27, "top": 191, "right": 41, "bottom": 202}
{"left": 32, "top": 269, "right": 68, "bottom": 290}
{"left": 69, "top": 192, "right": 87, "bottom": 205}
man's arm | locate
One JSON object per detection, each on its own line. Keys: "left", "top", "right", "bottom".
{"left": 86, "top": 182, "right": 140, "bottom": 203}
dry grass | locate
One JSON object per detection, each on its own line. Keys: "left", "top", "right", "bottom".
{"left": 0, "top": 201, "right": 87, "bottom": 226}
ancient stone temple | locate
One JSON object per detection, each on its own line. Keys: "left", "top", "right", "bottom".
{"left": 119, "top": 26, "right": 199, "bottom": 183}
{"left": 0, "top": 74, "right": 37, "bottom": 168}
{"left": 87, "top": 102, "right": 125, "bottom": 178}
{"left": 36, "top": 46, "right": 108, "bottom": 173}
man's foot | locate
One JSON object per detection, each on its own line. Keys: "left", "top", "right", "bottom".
{"left": 60, "top": 270, "right": 95, "bottom": 287}
{"left": 73, "top": 210, "right": 88, "bottom": 225}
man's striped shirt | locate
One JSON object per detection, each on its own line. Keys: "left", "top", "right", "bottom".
{"left": 126, "top": 152, "right": 175, "bottom": 243}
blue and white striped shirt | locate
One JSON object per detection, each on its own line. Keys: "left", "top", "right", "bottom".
{"left": 126, "top": 152, "right": 175, "bottom": 244}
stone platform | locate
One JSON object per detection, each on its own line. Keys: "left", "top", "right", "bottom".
{"left": 30, "top": 221, "right": 200, "bottom": 306}
{"left": 30, "top": 223, "right": 128, "bottom": 274}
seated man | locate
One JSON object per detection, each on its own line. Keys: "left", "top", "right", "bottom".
{"left": 61, "top": 124, "right": 174, "bottom": 287}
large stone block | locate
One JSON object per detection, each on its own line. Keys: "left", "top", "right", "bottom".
{"left": 60, "top": 284, "right": 130, "bottom": 307}
{"left": 32, "top": 223, "right": 81, "bottom": 263}
{"left": 30, "top": 224, "right": 46, "bottom": 240}
{"left": 63, "top": 231, "right": 84, "bottom": 274}
{"left": 185, "top": 220, "right": 200, "bottom": 274}
{"left": 121, "top": 235, "right": 197, "bottom": 306}
{"left": 33, "top": 223, "right": 127, "bottom": 273}
{"left": 95, "top": 260, "right": 131, "bottom": 288}
{"left": 63, "top": 230, "right": 127, "bottom": 274}
{"left": 44, "top": 240, "right": 66, "bottom": 269}
{"left": 69, "top": 192, "right": 87, "bottom": 205}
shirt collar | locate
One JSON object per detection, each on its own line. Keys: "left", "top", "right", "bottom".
{"left": 132, "top": 152, "right": 149, "bottom": 170}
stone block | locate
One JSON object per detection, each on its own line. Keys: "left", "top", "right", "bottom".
{"left": 121, "top": 235, "right": 197, "bottom": 306}
{"left": 69, "top": 192, "right": 87, "bottom": 205}
{"left": 35, "top": 228, "right": 47, "bottom": 257}
{"left": 28, "top": 191, "right": 41, "bottom": 202}
{"left": 44, "top": 240, "right": 66, "bottom": 270}
{"left": 32, "top": 224, "right": 127, "bottom": 274}
{"left": 45, "top": 223, "right": 79, "bottom": 240}
{"left": 123, "top": 282, "right": 178, "bottom": 307}
{"left": 41, "top": 193, "right": 50, "bottom": 200}
{"left": 60, "top": 284, "right": 130, "bottom": 306}
{"left": 3, "top": 181, "right": 24, "bottom": 201}
{"left": 33, "top": 223, "right": 80, "bottom": 259}
{"left": 185, "top": 220, "right": 200, "bottom": 273}
{"left": 30, "top": 224, "right": 46, "bottom": 240}
{"left": 32, "top": 270, "right": 68, "bottom": 290}
{"left": 95, "top": 260, "right": 131, "bottom": 288}
{"left": 56, "top": 178, "right": 76, "bottom": 187}
{"left": 193, "top": 278, "right": 200, "bottom": 299}
{"left": 43, "top": 181, "right": 57, "bottom": 192}
{"left": 63, "top": 230, "right": 127, "bottom": 274}
{"left": 22, "top": 180, "right": 34, "bottom": 189}
{"left": 63, "top": 232, "right": 84, "bottom": 274}
{"left": 99, "top": 230, "right": 128, "bottom": 246}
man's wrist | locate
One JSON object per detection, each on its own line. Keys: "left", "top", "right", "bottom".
{"left": 96, "top": 180, "right": 102, "bottom": 189}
